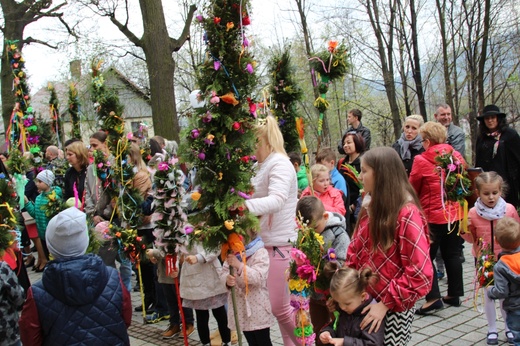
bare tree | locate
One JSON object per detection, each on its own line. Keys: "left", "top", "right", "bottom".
{"left": 0, "top": 0, "right": 75, "bottom": 133}
{"left": 80, "top": 0, "right": 196, "bottom": 142}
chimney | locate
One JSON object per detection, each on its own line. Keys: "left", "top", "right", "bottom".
{"left": 70, "top": 60, "right": 81, "bottom": 80}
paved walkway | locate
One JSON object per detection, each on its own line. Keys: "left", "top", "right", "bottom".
{"left": 26, "top": 245, "right": 511, "bottom": 345}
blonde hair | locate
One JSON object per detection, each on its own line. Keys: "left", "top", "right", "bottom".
{"left": 310, "top": 164, "right": 329, "bottom": 181}
{"left": 495, "top": 217, "right": 520, "bottom": 250}
{"left": 475, "top": 171, "right": 508, "bottom": 197}
{"left": 129, "top": 143, "right": 147, "bottom": 172}
{"left": 66, "top": 141, "right": 90, "bottom": 168}
{"left": 255, "top": 115, "right": 287, "bottom": 156}
{"left": 324, "top": 262, "right": 378, "bottom": 296}
{"left": 420, "top": 121, "right": 447, "bottom": 145}
{"left": 405, "top": 114, "right": 424, "bottom": 127}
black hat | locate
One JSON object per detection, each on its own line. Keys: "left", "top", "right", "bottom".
{"left": 477, "top": 104, "right": 506, "bottom": 120}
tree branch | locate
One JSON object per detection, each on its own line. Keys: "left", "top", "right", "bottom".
{"left": 170, "top": 4, "right": 196, "bottom": 53}
{"left": 109, "top": 14, "right": 143, "bottom": 48}
{"left": 22, "top": 36, "right": 58, "bottom": 49}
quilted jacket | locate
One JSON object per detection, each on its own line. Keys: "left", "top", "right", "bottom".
{"left": 19, "top": 254, "right": 131, "bottom": 346}
{"left": 409, "top": 143, "right": 465, "bottom": 224}
{"left": 25, "top": 186, "right": 63, "bottom": 239}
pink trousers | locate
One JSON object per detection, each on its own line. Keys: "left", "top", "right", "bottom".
{"left": 266, "top": 245, "right": 299, "bottom": 346}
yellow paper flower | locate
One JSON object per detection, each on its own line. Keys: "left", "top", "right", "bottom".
{"left": 289, "top": 278, "right": 309, "bottom": 292}
{"left": 314, "top": 233, "right": 324, "bottom": 245}
{"left": 224, "top": 220, "right": 234, "bottom": 230}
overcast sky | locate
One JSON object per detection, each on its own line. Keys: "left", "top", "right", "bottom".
{"left": 20, "top": 0, "right": 333, "bottom": 91}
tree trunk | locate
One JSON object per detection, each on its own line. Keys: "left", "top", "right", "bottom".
{"left": 1, "top": 0, "right": 27, "bottom": 133}
{"left": 436, "top": 0, "right": 454, "bottom": 119}
{"left": 365, "top": 0, "right": 401, "bottom": 140}
{"left": 139, "top": 0, "right": 180, "bottom": 142}
{"left": 408, "top": 0, "right": 427, "bottom": 119}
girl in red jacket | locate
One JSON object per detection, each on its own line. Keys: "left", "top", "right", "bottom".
{"left": 346, "top": 147, "right": 433, "bottom": 346}
{"left": 301, "top": 164, "right": 346, "bottom": 216}
{"left": 461, "top": 172, "right": 519, "bottom": 345}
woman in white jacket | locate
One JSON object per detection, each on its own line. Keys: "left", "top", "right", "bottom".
{"left": 244, "top": 115, "right": 299, "bottom": 346}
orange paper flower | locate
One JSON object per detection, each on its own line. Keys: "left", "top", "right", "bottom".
{"left": 221, "top": 233, "right": 245, "bottom": 261}
{"left": 328, "top": 40, "right": 338, "bottom": 53}
{"left": 220, "top": 92, "right": 239, "bottom": 106}
{"left": 296, "top": 117, "right": 305, "bottom": 139}
{"left": 226, "top": 22, "right": 235, "bottom": 31}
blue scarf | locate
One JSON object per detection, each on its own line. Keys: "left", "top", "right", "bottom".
{"left": 236, "top": 236, "right": 265, "bottom": 260}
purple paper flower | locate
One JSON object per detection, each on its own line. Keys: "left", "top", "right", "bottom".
{"left": 214, "top": 61, "right": 221, "bottom": 70}
{"left": 198, "top": 152, "right": 206, "bottom": 160}
{"left": 191, "top": 129, "right": 200, "bottom": 138}
{"left": 184, "top": 226, "right": 194, "bottom": 235}
{"left": 323, "top": 248, "right": 337, "bottom": 262}
{"left": 196, "top": 14, "right": 204, "bottom": 22}
{"left": 202, "top": 111, "right": 212, "bottom": 123}
{"left": 245, "top": 63, "right": 254, "bottom": 74}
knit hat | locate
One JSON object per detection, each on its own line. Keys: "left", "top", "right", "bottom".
{"left": 46, "top": 207, "right": 89, "bottom": 259}
{"left": 36, "top": 169, "right": 55, "bottom": 187}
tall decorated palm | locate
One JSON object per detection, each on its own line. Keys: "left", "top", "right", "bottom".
{"left": 183, "top": 1, "right": 258, "bottom": 344}
{"left": 68, "top": 83, "right": 81, "bottom": 140}
{"left": 48, "top": 83, "right": 63, "bottom": 148}
{"left": 268, "top": 49, "right": 303, "bottom": 153}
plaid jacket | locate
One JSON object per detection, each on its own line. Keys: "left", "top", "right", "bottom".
{"left": 346, "top": 203, "right": 433, "bottom": 312}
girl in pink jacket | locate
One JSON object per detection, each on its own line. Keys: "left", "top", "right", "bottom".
{"left": 461, "top": 171, "right": 519, "bottom": 344}
{"left": 301, "top": 164, "right": 347, "bottom": 216}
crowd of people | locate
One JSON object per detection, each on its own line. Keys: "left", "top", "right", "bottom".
{"left": 1, "top": 103, "right": 520, "bottom": 346}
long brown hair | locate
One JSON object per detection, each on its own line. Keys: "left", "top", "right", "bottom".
{"left": 356, "top": 147, "right": 422, "bottom": 251}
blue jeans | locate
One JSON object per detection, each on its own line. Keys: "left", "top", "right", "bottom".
{"left": 506, "top": 309, "right": 520, "bottom": 346}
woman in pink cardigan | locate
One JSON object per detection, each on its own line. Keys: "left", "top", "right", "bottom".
{"left": 244, "top": 116, "right": 299, "bottom": 346}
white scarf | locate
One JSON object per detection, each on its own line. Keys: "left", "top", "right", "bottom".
{"left": 474, "top": 197, "right": 507, "bottom": 221}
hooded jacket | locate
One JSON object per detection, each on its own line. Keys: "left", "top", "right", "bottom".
{"left": 487, "top": 246, "right": 520, "bottom": 312}
{"left": 409, "top": 143, "right": 465, "bottom": 224}
{"left": 321, "top": 212, "right": 350, "bottom": 264}
{"left": 301, "top": 186, "right": 347, "bottom": 216}
{"left": 19, "top": 255, "right": 131, "bottom": 346}
{"left": 25, "top": 186, "right": 63, "bottom": 239}
{"left": 320, "top": 297, "right": 384, "bottom": 346}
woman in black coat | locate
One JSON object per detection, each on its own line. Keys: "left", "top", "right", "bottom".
{"left": 475, "top": 104, "right": 520, "bottom": 208}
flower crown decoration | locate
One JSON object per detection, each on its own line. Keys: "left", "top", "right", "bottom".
{"left": 434, "top": 149, "right": 472, "bottom": 204}
{"left": 476, "top": 239, "right": 496, "bottom": 287}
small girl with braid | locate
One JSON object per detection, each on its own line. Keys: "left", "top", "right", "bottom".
{"left": 319, "top": 262, "right": 384, "bottom": 346}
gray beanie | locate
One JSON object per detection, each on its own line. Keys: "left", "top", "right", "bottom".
{"left": 36, "top": 169, "right": 55, "bottom": 187}
{"left": 46, "top": 207, "right": 89, "bottom": 259}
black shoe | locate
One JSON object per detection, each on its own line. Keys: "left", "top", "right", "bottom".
{"left": 134, "top": 305, "right": 143, "bottom": 312}
{"left": 415, "top": 299, "right": 443, "bottom": 315}
{"left": 442, "top": 296, "right": 461, "bottom": 307}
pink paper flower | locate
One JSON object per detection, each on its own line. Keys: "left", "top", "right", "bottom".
{"left": 296, "top": 264, "right": 317, "bottom": 283}
{"left": 214, "top": 61, "right": 221, "bottom": 70}
{"left": 447, "top": 163, "right": 457, "bottom": 172}
{"left": 246, "top": 63, "right": 254, "bottom": 74}
{"left": 157, "top": 162, "right": 169, "bottom": 171}
{"left": 290, "top": 248, "right": 308, "bottom": 266}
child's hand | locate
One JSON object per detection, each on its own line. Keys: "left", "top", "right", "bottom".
{"left": 226, "top": 253, "right": 242, "bottom": 270}
{"left": 168, "top": 269, "right": 179, "bottom": 278}
{"left": 226, "top": 274, "right": 236, "bottom": 287}
{"left": 185, "top": 255, "right": 198, "bottom": 265}
{"left": 319, "top": 332, "right": 342, "bottom": 345}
